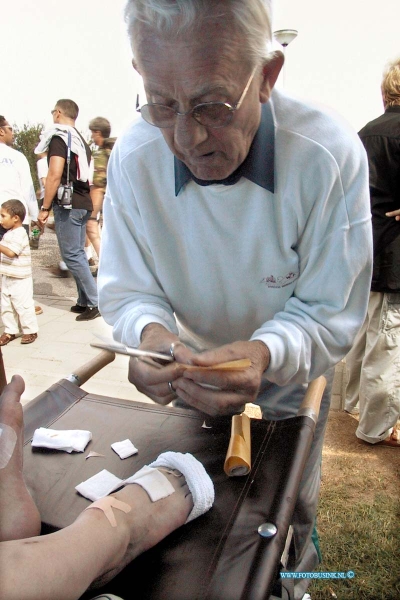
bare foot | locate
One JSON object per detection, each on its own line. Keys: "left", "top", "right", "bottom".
{"left": 0, "top": 375, "right": 41, "bottom": 540}
{"left": 92, "top": 468, "right": 193, "bottom": 587}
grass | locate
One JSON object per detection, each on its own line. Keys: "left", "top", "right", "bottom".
{"left": 309, "top": 438, "right": 400, "bottom": 600}
{"left": 246, "top": 406, "right": 400, "bottom": 599}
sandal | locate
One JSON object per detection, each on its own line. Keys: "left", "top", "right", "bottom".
{"left": 21, "top": 333, "right": 38, "bottom": 345}
{"left": 0, "top": 333, "right": 16, "bottom": 346}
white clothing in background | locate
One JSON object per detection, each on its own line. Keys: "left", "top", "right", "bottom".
{"left": 36, "top": 156, "right": 48, "bottom": 201}
{"left": 0, "top": 143, "right": 38, "bottom": 225}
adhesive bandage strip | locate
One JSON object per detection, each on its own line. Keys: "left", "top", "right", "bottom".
{"left": 0, "top": 423, "right": 17, "bottom": 469}
{"left": 84, "top": 496, "right": 131, "bottom": 527}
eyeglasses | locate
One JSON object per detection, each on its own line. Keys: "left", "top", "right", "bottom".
{"left": 0, "top": 125, "right": 13, "bottom": 132}
{"left": 51, "top": 109, "right": 59, "bottom": 115}
{"left": 137, "top": 66, "right": 257, "bottom": 129}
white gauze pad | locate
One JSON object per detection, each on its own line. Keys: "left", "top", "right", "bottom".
{"left": 0, "top": 423, "right": 17, "bottom": 469}
{"left": 124, "top": 465, "right": 175, "bottom": 501}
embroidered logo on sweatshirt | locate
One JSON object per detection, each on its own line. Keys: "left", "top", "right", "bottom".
{"left": 260, "top": 271, "right": 299, "bottom": 288}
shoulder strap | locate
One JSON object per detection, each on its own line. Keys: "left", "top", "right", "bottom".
{"left": 66, "top": 130, "right": 72, "bottom": 185}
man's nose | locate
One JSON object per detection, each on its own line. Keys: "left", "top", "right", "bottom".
{"left": 173, "top": 114, "right": 208, "bottom": 150}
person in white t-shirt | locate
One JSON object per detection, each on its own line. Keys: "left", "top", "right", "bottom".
{"left": 0, "top": 117, "right": 43, "bottom": 316}
{"left": 0, "top": 200, "right": 38, "bottom": 345}
{"left": 0, "top": 117, "right": 39, "bottom": 234}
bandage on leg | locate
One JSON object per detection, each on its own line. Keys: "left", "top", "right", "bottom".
{"left": 149, "top": 452, "right": 215, "bottom": 523}
{"left": 0, "top": 423, "right": 17, "bottom": 469}
{"left": 81, "top": 453, "right": 214, "bottom": 527}
{"left": 123, "top": 452, "right": 215, "bottom": 523}
{"left": 124, "top": 465, "right": 175, "bottom": 501}
{"left": 84, "top": 496, "right": 132, "bottom": 527}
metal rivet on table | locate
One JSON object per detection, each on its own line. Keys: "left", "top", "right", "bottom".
{"left": 258, "top": 522, "right": 277, "bottom": 538}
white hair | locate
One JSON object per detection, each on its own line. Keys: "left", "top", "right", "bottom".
{"left": 124, "top": 0, "right": 274, "bottom": 64}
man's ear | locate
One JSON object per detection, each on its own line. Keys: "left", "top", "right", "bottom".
{"left": 132, "top": 58, "right": 140, "bottom": 75}
{"left": 259, "top": 51, "right": 284, "bottom": 103}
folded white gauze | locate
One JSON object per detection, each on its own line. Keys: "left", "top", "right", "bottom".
{"left": 111, "top": 439, "right": 138, "bottom": 459}
{"left": 75, "top": 469, "right": 123, "bottom": 501}
{"left": 150, "top": 452, "right": 215, "bottom": 523}
{"left": 32, "top": 427, "right": 92, "bottom": 453}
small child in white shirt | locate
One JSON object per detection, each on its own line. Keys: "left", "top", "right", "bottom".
{"left": 0, "top": 200, "right": 38, "bottom": 345}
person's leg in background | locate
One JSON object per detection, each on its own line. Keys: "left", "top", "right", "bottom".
{"left": 87, "top": 187, "right": 104, "bottom": 261}
{"left": 85, "top": 237, "right": 95, "bottom": 265}
{"left": 356, "top": 292, "right": 400, "bottom": 446}
{"left": 53, "top": 205, "right": 99, "bottom": 319}
{"left": 6, "top": 277, "right": 38, "bottom": 344}
{"left": 344, "top": 306, "right": 369, "bottom": 414}
{"left": 0, "top": 275, "right": 20, "bottom": 345}
{"left": 86, "top": 187, "right": 105, "bottom": 278}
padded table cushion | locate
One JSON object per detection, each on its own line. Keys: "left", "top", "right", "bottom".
{"left": 23, "top": 380, "right": 315, "bottom": 600}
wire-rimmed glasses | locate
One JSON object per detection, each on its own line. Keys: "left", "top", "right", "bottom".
{"left": 136, "top": 66, "right": 257, "bottom": 129}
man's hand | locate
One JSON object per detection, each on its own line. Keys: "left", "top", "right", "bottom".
{"left": 128, "top": 325, "right": 271, "bottom": 416}
{"left": 173, "top": 340, "right": 270, "bottom": 417}
{"left": 31, "top": 220, "right": 44, "bottom": 233}
{"left": 386, "top": 209, "right": 400, "bottom": 221}
{"left": 127, "top": 323, "right": 194, "bottom": 405}
{"left": 37, "top": 210, "right": 49, "bottom": 227}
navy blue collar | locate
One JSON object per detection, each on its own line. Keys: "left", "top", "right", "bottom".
{"left": 174, "top": 101, "right": 275, "bottom": 196}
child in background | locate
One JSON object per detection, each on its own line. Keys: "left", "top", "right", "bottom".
{"left": 0, "top": 200, "right": 38, "bottom": 345}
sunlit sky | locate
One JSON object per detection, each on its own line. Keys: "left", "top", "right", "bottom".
{"left": 2, "top": 0, "right": 399, "bottom": 138}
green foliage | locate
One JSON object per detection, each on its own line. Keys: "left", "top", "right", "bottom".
{"left": 12, "top": 122, "right": 44, "bottom": 191}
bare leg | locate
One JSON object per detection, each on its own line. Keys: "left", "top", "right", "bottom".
{"left": 0, "top": 466, "right": 193, "bottom": 600}
{"left": 86, "top": 219, "right": 101, "bottom": 259}
{"left": 0, "top": 376, "right": 211, "bottom": 600}
{"left": 0, "top": 375, "right": 41, "bottom": 541}
{"left": 0, "top": 377, "right": 196, "bottom": 600}
{"left": 86, "top": 187, "right": 104, "bottom": 258}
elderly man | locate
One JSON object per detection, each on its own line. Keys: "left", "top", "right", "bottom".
{"left": 37, "top": 99, "right": 100, "bottom": 321}
{"left": 98, "top": 1, "right": 372, "bottom": 596}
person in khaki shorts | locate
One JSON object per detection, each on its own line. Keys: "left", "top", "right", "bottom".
{"left": 345, "top": 57, "right": 400, "bottom": 447}
{"left": 0, "top": 199, "right": 38, "bottom": 345}
{"left": 86, "top": 117, "right": 116, "bottom": 274}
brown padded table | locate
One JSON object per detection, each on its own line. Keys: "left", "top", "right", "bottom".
{"left": 23, "top": 374, "right": 323, "bottom": 600}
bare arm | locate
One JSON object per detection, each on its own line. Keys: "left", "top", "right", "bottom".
{"left": 38, "top": 156, "right": 65, "bottom": 226}
{"left": 0, "top": 244, "right": 17, "bottom": 259}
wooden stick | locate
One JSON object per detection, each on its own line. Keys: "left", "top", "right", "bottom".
{"left": 298, "top": 376, "right": 326, "bottom": 419}
{"left": 68, "top": 350, "right": 116, "bottom": 386}
{"left": 183, "top": 358, "right": 251, "bottom": 372}
{"left": 224, "top": 413, "right": 252, "bottom": 477}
